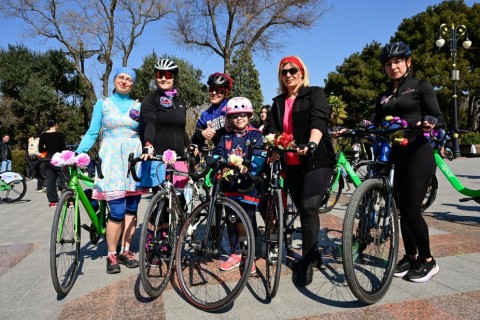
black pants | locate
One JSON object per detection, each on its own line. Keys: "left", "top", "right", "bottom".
{"left": 393, "top": 139, "right": 436, "bottom": 259}
{"left": 25, "top": 156, "right": 37, "bottom": 180}
{"left": 41, "top": 162, "right": 69, "bottom": 203}
{"left": 285, "top": 165, "right": 332, "bottom": 258}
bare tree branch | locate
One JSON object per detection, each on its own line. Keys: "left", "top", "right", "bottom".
{"left": 171, "top": 0, "right": 332, "bottom": 73}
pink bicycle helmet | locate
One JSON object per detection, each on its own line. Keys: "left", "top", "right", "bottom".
{"left": 226, "top": 97, "right": 254, "bottom": 115}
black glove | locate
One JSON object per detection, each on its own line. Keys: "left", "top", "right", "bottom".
{"left": 423, "top": 115, "right": 438, "bottom": 126}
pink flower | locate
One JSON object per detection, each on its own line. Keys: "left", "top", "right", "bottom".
{"left": 61, "top": 150, "right": 76, "bottom": 165}
{"left": 75, "top": 153, "right": 90, "bottom": 168}
{"left": 50, "top": 152, "right": 64, "bottom": 167}
{"left": 162, "top": 149, "right": 177, "bottom": 164}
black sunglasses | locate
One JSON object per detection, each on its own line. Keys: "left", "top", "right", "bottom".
{"left": 281, "top": 67, "right": 299, "bottom": 76}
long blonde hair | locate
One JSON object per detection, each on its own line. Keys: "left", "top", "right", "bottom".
{"left": 277, "top": 56, "right": 310, "bottom": 94}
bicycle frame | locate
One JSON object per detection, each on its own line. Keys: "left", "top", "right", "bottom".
{"left": 434, "top": 150, "right": 480, "bottom": 198}
{"left": 56, "top": 167, "right": 106, "bottom": 241}
{"left": 334, "top": 151, "right": 363, "bottom": 189}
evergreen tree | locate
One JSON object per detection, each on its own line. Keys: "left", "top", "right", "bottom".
{"left": 230, "top": 50, "right": 264, "bottom": 122}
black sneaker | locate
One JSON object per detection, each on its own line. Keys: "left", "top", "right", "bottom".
{"left": 118, "top": 250, "right": 140, "bottom": 268}
{"left": 310, "top": 250, "right": 323, "bottom": 270}
{"left": 106, "top": 254, "right": 121, "bottom": 274}
{"left": 394, "top": 255, "right": 414, "bottom": 277}
{"left": 406, "top": 258, "right": 439, "bottom": 283}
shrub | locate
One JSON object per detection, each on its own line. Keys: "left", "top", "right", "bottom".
{"left": 460, "top": 131, "right": 480, "bottom": 145}
{"left": 11, "top": 150, "right": 27, "bottom": 175}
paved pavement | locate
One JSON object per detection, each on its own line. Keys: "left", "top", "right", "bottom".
{"left": 0, "top": 157, "right": 479, "bottom": 320}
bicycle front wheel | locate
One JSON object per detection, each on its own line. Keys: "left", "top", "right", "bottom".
{"left": 342, "top": 179, "right": 399, "bottom": 304}
{"left": 139, "top": 190, "right": 178, "bottom": 298}
{"left": 175, "top": 197, "right": 254, "bottom": 311}
{"left": 265, "top": 189, "right": 284, "bottom": 298}
{"left": 319, "top": 172, "right": 344, "bottom": 213}
{"left": 50, "top": 190, "right": 80, "bottom": 295}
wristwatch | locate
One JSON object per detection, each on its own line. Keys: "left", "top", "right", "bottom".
{"left": 307, "top": 141, "right": 318, "bottom": 152}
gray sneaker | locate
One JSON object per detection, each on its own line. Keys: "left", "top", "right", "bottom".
{"left": 118, "top": 250, "right": 139, "bottom": 268}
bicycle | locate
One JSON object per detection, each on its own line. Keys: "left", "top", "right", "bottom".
{"left": 341, "top": 125, "right": 409, "bottom": 305}
{"left": 174, "top": 155, "right": 256, "bottom": 311}
{"left": 49, "top": 152, "right": 108, "bottom": 296}
{"left": 127, "top": 148, "right": 206, "bottom": 298}
{"left": 319, "top": 130, "right": 365, "bottom": 213}
{"left": 432, "top": 131, "right": 480, "bottom": 203}
{"left": 0, "top": 170, "right": 27, "bottom": 203}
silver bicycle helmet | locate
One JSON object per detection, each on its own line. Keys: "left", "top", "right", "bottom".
{"left": 154, "top": 58, "right": 179, "bottom": 74}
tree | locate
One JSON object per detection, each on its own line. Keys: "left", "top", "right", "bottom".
{"left": 230, "top": 50, "right": 264, "bottom": 117}
{"left": 0, "top": 44, "right": 82, "bottom": 146}
{"left": 324, "top": 0, "right": 480, "bottom": 131}
{"left": 134, "top": 52, "right": 208, "bottom": 136}
{"left": 327, "top": 95, "right": 348, "bottom": 127}
{"left": 0, "top": 0, "right": 172, "bottom": 129}
{"left": 324, "top": 42, "right": 384, "bottom": 127}
{"left": 170, "top": 0, "right": 332, "bottom": 74}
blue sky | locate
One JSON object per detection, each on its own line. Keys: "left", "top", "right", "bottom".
{"left": 0, "top": 0, "right": 475, "bottom": 105}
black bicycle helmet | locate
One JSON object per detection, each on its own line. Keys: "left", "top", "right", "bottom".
{"left": 379, "top": 41, "right": 412, "bottom": 64}
{"left": 154, "top": 58, "right": 179, "bottom": 75}
{"left": 207, "top": 72, "right": 233, "bottom": 89}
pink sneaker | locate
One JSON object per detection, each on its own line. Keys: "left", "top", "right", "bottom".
{"left": 219, "top": 254, "right": 242, "bottom": 271}
{"left": 241, "top": 256, "right": 257, "bottom": 275}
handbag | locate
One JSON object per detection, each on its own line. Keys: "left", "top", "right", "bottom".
{"left": 137, "top": 161, "right": 165, "bottom": 188}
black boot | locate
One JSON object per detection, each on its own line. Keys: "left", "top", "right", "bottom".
{"left": 292, "top": 258, "right": 313, "bottom": 287}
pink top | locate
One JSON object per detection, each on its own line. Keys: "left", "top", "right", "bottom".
{"left": 283, "top": 97, "right": 300, "bottom": 165}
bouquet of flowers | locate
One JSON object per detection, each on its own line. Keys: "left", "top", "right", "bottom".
{"left": 162, "top": 149, "right": 177, "bottom": 165}
{"left": 51, "top": 150, "right": 90, "bottom": 168}
{"left": 263, "top": 132, "right": 296, "bottom": 150}
{"left": 382, "top": 116, "right": 409, "bottom": 146}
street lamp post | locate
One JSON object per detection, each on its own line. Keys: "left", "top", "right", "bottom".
{"left": 63, "top": 41, "right": 106, "bottom": 131}
{"left": 435, "top": 23, "right": 472, "bottom": 158}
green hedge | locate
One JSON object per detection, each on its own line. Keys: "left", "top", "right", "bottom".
{"left": 460, "top": 132, "right": 480, "bottom": 145}
{"left": 11, "top": 150, "right": 27, "bottom": 175}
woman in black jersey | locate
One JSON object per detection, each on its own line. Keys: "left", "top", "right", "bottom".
{"left": 39, "top": 119, "right": 68, "bottom": 207}
{"left": 370, "top": 42, "right": 444, "bottom": 283}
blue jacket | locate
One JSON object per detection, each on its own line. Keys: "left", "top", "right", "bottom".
{"left": 191, "top": 99, "right": 228, "bottom": 147}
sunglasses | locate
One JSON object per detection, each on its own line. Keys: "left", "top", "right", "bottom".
{"left": 208, "top": 86, "right": 227, "bottom": 95}
{"left": 281, "top": 67, "right": 300, "bottom": 76}
{"left": 116, "top": 75, "right": 134, "bottom": 83}
{"left": 229, "top": 112, "right": 249, "bottom": 119}
{"left": 156, "top": 70, "right": 174, "bottom": 80}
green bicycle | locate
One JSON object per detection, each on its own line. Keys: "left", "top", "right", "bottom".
{"left": 50, "top": 155, "right": 109, "bottom": 296}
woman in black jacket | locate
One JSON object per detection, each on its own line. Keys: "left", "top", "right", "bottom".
{"left": 265, "top": 56, "right": 335, "bottom": 286}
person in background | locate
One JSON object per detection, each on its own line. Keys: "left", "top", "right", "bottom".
{"left": 38, "top": 120, "right": 68, "bottom": 207}
{"left": 371, "top": 41, "right": 444, "bottom": 283}
{"left": 0, "top": 134, "right": 12, "bottom": 173}
{"left": 256, "top": 105, "right": 271, "bottom": 134}
{"left": 213, "top": 97, "right": 266, "bottom": 275}
{"left": 191, "top": 72, "right": 233, "bottom": 147}
{"left": 265, "top": 55, "right": 335, "bottom": 287}
{"left": 77, "top": 67, "right": 143, "bottom": 274}
{"left": 27, "top": 131, "right": 46, "bottom": 192}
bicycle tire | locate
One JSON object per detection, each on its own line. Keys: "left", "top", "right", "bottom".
{"left": 319, "top": 171, "right": 344, "bottom": 213}
{"left": 421, "top": 175, "right": 438, "bottom": 213}
{"left": 50, "top": 190, "right": 80, "bottom": 295}
{"left": 342, "top": 179, "right": 399, "bottom": 304}
{"left": 445, "top": 149, "right": 454, "bottom": 161}
{"left": 139, "top": 190, "right": 178, "bottom": 298}
{"left": 353, "top": 161, "right": 370, "bottom": 181}
{"left": 265, "top": 189, "right": 284, "bottom": 298}
{"left": 0, "top": 177, "right": 27, "bottom": 203}
{"left": 175, "top": 197, "right": 254, "bottom": 311}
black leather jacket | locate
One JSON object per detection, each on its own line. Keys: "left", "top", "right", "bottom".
{"left": 266, "top": 86, "right": 335, "bottom": 172}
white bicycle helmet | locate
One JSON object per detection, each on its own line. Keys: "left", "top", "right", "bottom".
{"left": 226, "top": 97, "right": 254, "bottom": 115}
{"left": 154, "top": 58, "right": 179, "bottom": 74}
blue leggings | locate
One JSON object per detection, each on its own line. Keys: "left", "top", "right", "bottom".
{"left": 108, "top": 195, "right": 141, "bottom": 223}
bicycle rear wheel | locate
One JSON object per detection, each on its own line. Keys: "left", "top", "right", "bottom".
{"left": 139, "top": 190, "right": 178, "bottom": 298}
{"left": 265, "top": 189, "right": 284, "bottom": 298}
{"left": 0, "top": 174, "right": 27, "bottom": 203}
{"left": 175, "top": 197, "right": 254, "bottom": 311}
{"left": 50, "top": 190, "right": 80, "bottom": 295}
{"left": 421, "top": 175, "right": 438, "bottom": 213}
{"left": 319, "top": 171, "right": 344, "bottom": 213}
{"left": 342, "top": 179, "right": 399, "bottom": 304}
